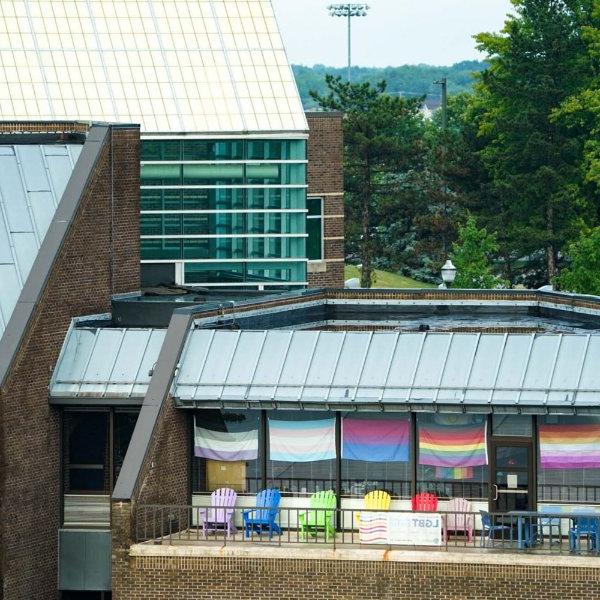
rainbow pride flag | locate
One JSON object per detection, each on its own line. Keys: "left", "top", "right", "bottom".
{"left": 269, "top": 419, "right": 336, "bottom": 462}
{"left": 419, "top": 422, "right": 487, "bottom": 468}
{"left": 342, "top": 417, "right": 410, "bottom": 462}
{"left": 539, "top": 423, "right": 600, "bottom": 469}
{"left": 435, "top": 466, "right": 474, "bottom": 480}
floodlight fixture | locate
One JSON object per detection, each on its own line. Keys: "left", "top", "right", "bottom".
{"left": 327, "top": 4, "right": 370, "bottom": 81}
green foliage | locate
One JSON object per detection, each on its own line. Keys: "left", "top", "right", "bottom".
{"left": 471, "top": 0, "right": 598, "bottom": 285}
{"left": 451, "top": 215, "right": 507, "bottom": 289}
{"left": 293, "top": 62, "right": 486, "bottom": 110}
{"left": 311, "top": 76, "right": 425, "bottom": 288}
{"left": 555, "top": 227, "right": 600, "bottom": 294}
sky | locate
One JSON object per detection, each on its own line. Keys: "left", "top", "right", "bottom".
{"left": 272, "top": 0, "right": 514, "bottom": 67}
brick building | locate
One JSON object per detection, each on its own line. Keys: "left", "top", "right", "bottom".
{"left": 306, "top": 112, "right": 345, "bottom": 288}
{"left": 0, "top": 122, "right": 140, "bottom": 599}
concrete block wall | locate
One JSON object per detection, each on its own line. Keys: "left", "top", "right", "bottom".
{"left": 0, "top": 124, "right": 140, "bottom": 600}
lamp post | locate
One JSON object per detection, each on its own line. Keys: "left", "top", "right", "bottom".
{"left": 327, "top": 4, "right": 370, "bottom": 82}
{"left": 439, "top": 259, "right": 457, "bottom": 289}
{"left": 434, "top": 77, "right": 448, "bottom": 130}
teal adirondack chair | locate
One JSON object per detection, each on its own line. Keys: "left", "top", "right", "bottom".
{"left": 298, "top": 490, "right": 337, "bottom": 541}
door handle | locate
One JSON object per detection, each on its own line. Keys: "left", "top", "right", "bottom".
{"left": 492, "top": 484, "right": 499, "bottom": 501}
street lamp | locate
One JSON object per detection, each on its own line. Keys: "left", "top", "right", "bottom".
{"left": 434, "top": 77, "right": 448, "bottom": 130}
{"left": 327, "top": 4, "right": 370, "bottom": 82}
{"left": 440, "top": 259, "right": 457, "bottom": 289}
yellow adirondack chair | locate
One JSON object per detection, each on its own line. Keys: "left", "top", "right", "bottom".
{"left": 355, "top": 490, "right": 391, "bottom": 524}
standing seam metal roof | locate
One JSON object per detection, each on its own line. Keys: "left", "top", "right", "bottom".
{"left": 0, "top": 143, "right": 82, "bottom": 340}
{"left": 50, "top": 328, "right": 600, "bottom": 410}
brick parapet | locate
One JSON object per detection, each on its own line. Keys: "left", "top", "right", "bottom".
{"left": 113, "top": 554, "right": 600, "bottom": 599}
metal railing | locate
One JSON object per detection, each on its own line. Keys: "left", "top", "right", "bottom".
{"left": 135, "top": 505, "right": 600, "bottom": 555}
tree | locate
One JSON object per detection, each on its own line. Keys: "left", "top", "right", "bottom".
{"left": 472, "top": 0, "right": 597, "bottom": 286}
{"left": 554, "top": 227, "right": 600, "bottom": 295}
{"left": 311, "top": 76, "right": 424, "bottom": 287}
{"left": 451, "top": 215, "right": 507, "bottom": 289}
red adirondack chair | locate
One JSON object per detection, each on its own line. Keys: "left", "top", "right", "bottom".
{"left": 411, "top": 492, "right": 438, "bottom": 512}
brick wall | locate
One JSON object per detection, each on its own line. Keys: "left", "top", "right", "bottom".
{"left": 306, "top": 112, "right": 345, "bottom": 288}
{"left": 112, "top": 398, "right": 190, "bottom": 599}
{"left": 0, "top": 125, "right": 140, "bottom": 600}
{"left": 112, "top": 555, "right": 600, "bottom": 600}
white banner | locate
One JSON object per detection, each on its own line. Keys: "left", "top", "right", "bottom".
{"left": 387, "top": 512, "right": 443, "bottom": 546}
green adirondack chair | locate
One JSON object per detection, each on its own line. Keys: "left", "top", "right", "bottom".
{"left": 298, "top": 490, "right": 337, "bottom": 540}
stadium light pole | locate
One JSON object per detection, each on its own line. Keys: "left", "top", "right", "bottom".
{"left": 327, "top": 4, "right": 370, "bottom": 82}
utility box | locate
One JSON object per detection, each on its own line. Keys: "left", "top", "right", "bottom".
{"left": 58, "top": 529, "right": 111, "bottom": 591}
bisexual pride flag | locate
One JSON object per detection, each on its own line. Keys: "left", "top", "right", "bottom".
{"left": 342, "top": 417, "right": 410, "bottom": 462}
{"left": 539, "top": 423, "right": 600, "bottom": 469}
{"left": 194, "top": 416, "right": 258, "bottom": 461}
{"left": 419, "top": 422, "right": 487, "bottom": 468}
{"left": 269, "top": 419, "right": 336, "bottom": 462}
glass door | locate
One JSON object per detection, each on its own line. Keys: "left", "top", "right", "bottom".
{"left": 490, "top": 441, "right": 533, "bottom": 512}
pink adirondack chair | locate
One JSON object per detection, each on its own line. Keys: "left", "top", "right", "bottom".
{"left": 411, "top": 492, "right": 438, "bottom": 512}
{"left": 199, "top": 488, "right": 237, "bottom": 538}
{"left": 444, "top": 497, "right": 474, "bottom": 542}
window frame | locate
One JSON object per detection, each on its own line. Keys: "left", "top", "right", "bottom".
{"left": 306, "top": 196, "right": 324, "bottom": 262}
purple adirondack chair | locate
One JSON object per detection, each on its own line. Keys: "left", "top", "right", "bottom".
{"left": 199, "top": 488, "right": 237, "bottom": 538}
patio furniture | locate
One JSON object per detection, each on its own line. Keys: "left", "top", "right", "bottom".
{"left": 569, "top": 514, "right": 600, "bottom": 553}
{"left": 411, "top": 492, "right": 438, "bottom": 512}
{"left": 539, "top": 505, "right": 562, "bottom": 544}
{"left": 199, "top": 487, "right": 237, "bottom": 538}
{"left": 298, "top": 490, "right": 337, "bottom": 541}
{"left": 243, "top": 488, "right": 282, "bottom": 539}
{"left": 443, "top": 497, "right": 474, "bottom": 542}
{"left": 355, "top": 490, "right": 391, "bottom": 524}
{"left": 479, "top": 510, "right": 511, "bottom": 547}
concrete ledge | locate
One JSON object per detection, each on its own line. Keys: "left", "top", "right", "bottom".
{"left": 130, "top": 542, "right": 600, "bottom": 568}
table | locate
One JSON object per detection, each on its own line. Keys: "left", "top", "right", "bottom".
{"left": 508, "top": 511, "right": 600, "bottom": 550}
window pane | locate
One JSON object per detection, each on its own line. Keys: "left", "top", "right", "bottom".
{"left": 341, "top": 413, "right": 412, "bottom": 498}
{"left": 182, "top": 164, "right": 244, "bottom": 185}
{"left": 141, "top": 139, "right": 181, "bottom": 161}
{"left": 141, "top": 239, "right": 182, "bottom": 260}
{"left": 183, "top": 140, "right": 243, "bottom": 160}
{"left": 192, "top": 410, "right": 261, "bottom": 494}
{"left": 307, "top": 218, "right": 322, "bottom": 260}
{"left": 63, "top": 412, "right": 109, "bottom": 493}
{"left": 113, "top": 412, "right": 138, "bottom": 485}
{"left": 140, "top": 163, "right": 181, "bottom": 185}
{"left": 492, "top": 415, "right": 532, "bottom": 437}
{"left": 538, "top": 415, "right": 600, "bottom": 502}
{"left": 267, "top": 410, "right": 335, "bottom": 496}
{"left": 416, "top": 414, "right": 488, "bottom": 500}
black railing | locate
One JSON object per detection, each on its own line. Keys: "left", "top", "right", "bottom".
{"left": 135, "top": 504, "right": 600, "bottom": 556}
{"left": 538, "top": 485, "right": 600, "bottom": 504}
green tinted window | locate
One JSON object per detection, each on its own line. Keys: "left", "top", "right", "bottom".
{"left": 247, "top": 140, "right": 306, "bottom": 160}
{"left": 182, "top": 140, "right": 243, "bottom": 160}
{"left": 306, "top": 197, "right": 323, "bottom": 261}
{"left": 184, "top": 261, "right": 306, "bottom": 284}
{"left": 141, "top": 239, "right": 182, "bottom": 260}
{"left": 141, "top": 140, "right": 181, "bottom": 161}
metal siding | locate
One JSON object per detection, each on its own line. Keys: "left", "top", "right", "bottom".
{"left": 58, "top": 529, "right": 111, "bottom": 591}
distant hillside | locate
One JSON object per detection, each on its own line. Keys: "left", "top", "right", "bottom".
{"left": 293, "top": 61, "right": 487, "bottom": 109}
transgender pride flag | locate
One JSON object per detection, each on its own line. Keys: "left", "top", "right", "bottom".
{"left": 269, "top": 419, "right": 336, "bottom": 462}
{"left": 342, "top": 417, "right": 410, "bottom": 462}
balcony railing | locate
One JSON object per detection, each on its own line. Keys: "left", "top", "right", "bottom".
{"left": 135, "top": 504, "right": 600, "bottom": 555}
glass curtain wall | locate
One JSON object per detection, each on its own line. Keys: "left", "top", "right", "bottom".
{"left": 140, "top": 139, "right": 308, "bottom": 287}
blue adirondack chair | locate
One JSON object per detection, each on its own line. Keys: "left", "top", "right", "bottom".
{"left": 243, "top": 488, "right": 282, "bottom": 539}
{"left": 569, "top": 514, "right": 600, "bottom": 553}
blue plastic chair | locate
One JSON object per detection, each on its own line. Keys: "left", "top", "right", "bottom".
{"left": 479, "top": 510, "right": 511, "bottom": 547}
{"left": 243, "top": 489, "right": 282, "bottom": 539}
{"left": 539, "top": 505, "right": 562, "bottom": 544}
{"left": 569, "top": 514, "right": 599, "bottom": 553}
